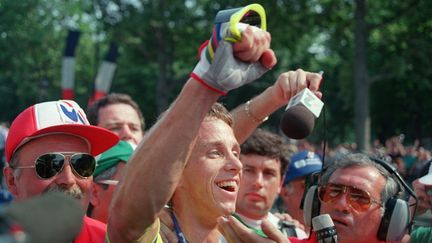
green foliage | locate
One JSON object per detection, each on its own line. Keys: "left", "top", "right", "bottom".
{"left": 0, "top": 0, "right": 431, "bottom": 146}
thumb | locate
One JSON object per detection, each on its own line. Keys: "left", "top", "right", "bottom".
{"left": 260, "top": 49, "right": 277, "bottom": 69}
{"left": 261, "top": 219, "right": 291, "bottom": 243}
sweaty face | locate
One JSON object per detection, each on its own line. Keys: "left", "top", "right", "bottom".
{"left": 5, "top": 134, "right": 93, "bottom": 210}
{"left": 320, "top": 166, "right": 385, "bottom": 243}
{"left": 178, "top": 119, "right": 242, "bottom": 219}
{"left": 236, "top": 154, "right": 281, "bottom": 220}
{"left": 97, "top": 103, "right": 143, "bottom": 145}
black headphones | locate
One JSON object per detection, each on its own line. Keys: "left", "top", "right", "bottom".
{"left": 302, "top": 156, "right": 417, "bottom": 242}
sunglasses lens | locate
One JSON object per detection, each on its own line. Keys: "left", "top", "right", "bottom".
{"left": 349, "top": 187, "right": 372, "bottom": 211}
{"left": 319, "top": 184, "right": 373, "bottom": 211}
{"left": 319, "top": 184, "right": 343, "bottom": 202}
{"left": 70, "top": 154, "right": 96, "bottom": 178}
{"left": 35, "top": 154, "right": 65, "bottom": 179}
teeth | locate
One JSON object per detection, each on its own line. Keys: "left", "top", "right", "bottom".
{"left": 216, "top": 180, "right": 237, "bottom": 188}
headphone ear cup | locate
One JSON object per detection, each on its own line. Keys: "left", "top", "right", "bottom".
{"left": 377, "top": 198, "right": 410, "bottom": 242}
{"left": 303, "top": 185, "right": 321, "bottom": 228}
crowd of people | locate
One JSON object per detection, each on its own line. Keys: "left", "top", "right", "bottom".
{"left": 1, "top": 4, "right": 432, "bottom": 243}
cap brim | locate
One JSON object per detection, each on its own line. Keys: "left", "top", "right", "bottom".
{"left": 419, "top": 174, "right": 432, "bottom": 185}
{"left": 31, "top": 124, "right": 119, "bottom": 157}
{"left": 284, "top": 165, "right": 322, "bottom": 184}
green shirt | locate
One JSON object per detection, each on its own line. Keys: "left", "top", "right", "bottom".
{"left": 410, "top": 226, "right": 432, "bottom": 243}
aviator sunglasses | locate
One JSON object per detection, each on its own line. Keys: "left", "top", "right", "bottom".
{"left": 13, "top": 152, "right": 96, "bottom": 179}
{"left": 318, "top": 183, "right": 382, "bottom": 211}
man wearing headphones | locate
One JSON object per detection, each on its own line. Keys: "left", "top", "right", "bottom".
{"left": 220, "top": 153, "right": 414, "bottom": 243}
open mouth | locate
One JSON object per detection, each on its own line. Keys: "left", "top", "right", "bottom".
{"left": 216, "top": 180, "right": 237, "bottom": 192}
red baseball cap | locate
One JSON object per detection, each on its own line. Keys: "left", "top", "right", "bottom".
{"left": 5, "top": 100, "right": 119, "bottom": 162}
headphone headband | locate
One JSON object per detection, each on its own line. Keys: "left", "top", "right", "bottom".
{"left": 369, "top": 156, "right": 417, "bottom": 201}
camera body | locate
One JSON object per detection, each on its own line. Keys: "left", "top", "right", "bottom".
{"left": 278, "top": 220, "right": 298, "bottom": 237}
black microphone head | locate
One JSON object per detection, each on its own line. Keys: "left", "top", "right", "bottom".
{"left": 280, "top": 105, "right": 315, "bottom": 139}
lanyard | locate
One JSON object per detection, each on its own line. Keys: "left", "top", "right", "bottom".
{"left": 171, "top": 210, "right": 188, "bottom": 243}
{"left": 232, "top": 213, "right": 267, "bottom": 237}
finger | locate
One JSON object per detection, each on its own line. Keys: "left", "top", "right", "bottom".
{"left": 295, "top": 69, "right": 307, "bottom": 92}
{"left": 306, "top": 72, "right": 323, "bottom": 92}
{"left": 252, "top": 31, "right": 270, "bottom": 62}
{"left": 233, "top": 27, "right": 254, "bottom": 53}
{"left": 234, "top": 49, "right": 253, "bottom": 61}
{"left": 249, "top": 44, "right": 262, "bottom": 62}
{"left": 160, "top": 222, "right": 178, "bottom": 242}
{"left": 280, "top": 213, "right": 293, "bottom": 221}
{"left": 234, "top": 29, "right": 269, "bottom": 62}
{"left": 218, "top": 216, "right": 244, "bottom": 243}
{"left": 261, "top": 219, "right": 291, "bottom": 243}
{"left": 159, "top": 207, "right": 174, "bottom": 229}
{"left": 227, "top": 215, "right": 272, "bottom": 242}
{"left": 288, "top": 71, "right": 297, "bottom": 99}
{"left": 274, "top": 72, "right": 290, "bottom": 101}
{"left": 260, "top": 49, "right": 277, "bottom": 69}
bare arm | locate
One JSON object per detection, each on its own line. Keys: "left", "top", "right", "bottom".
{"left": 108, "top": 80, "right": 219, "bottom": 242}
{"left": 107, "top": 26, "right": 277, "bottom": 242}
{"left": 232, "top": 69, "right": 322, "bottom": 144}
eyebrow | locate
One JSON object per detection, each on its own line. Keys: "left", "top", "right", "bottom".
{"left": 202, "top": 140, "right": 240, "bottom": 149}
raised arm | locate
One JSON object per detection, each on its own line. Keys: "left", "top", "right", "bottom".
{"left": 107, "top": 25, "right": 276, "bottom": 242}
{"left": 231, "top": 69, "right": 322, "bottom": 144}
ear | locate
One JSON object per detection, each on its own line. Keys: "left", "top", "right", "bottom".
{"left": 280, "top": 186, "right": 288, "bottom": 197}
{"left": 277, "top": 180, "right": 282, "bottom": 194}
{"left": 89, "top": 182, "right": 101, "bottom": 207}
{"left": 4, "top": 167, "right": 18, "bottom": 197}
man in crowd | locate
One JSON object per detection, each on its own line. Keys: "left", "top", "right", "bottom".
{"left": 107, "top": 11, "right": 324, "bottom": 240}
{"left": 280, "top": 150, "right": 322, "bottom": 231}
{"left": 220, "top": 153, "right": 411, "bottom": 243}
{"left": 409, "top": 163, "right": 432, "bottom": 242}
{"left": 88, "top": 68, "right": 324, "bottom": 238}
{"left": 87, "top": 93, "right": 145, "bottom": 145}
{"left": 3, "top": 100, "right": 119, "bottom": 242}
{"left": 234, "top": 129, "right": 308, "bottom": 238}
{"left": 87, "top": 140, "right": 134, "bottom": 223}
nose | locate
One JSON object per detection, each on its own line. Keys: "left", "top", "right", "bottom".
{"left": 54, "top": 160, "right": 77, "bottom": 187}
{"left": 332, "top": 193, "right": 351, "bottom": 213}
{"left": 118, "top": 124, "right": 133, "bottom": 141}
{"left": 251, "top": 172, "right": 264, "bottom": 189}
{"left": 224, "top": 154, "right": 242, "bottom": 174}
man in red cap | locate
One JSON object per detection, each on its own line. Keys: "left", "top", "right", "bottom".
{"left": 3, "top": 100, "right": 119, "bottom": 243}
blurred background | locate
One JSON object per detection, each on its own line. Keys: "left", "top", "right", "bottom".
{"left": 0, "top": 0, "right": 431, "bottom": 152}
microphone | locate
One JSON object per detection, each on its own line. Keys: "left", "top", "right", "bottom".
{"left": 312, "top": 214, "right": 338, "bottom": 243}
{"left": 280, "top": 87, "right": 324, "bottom": 139}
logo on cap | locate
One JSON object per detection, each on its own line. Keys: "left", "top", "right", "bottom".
{"left": 58, "top": 101, "right": 87, "bottom": 125}
{"left": 293, "top": 152, "right": 322, "bottom": 169}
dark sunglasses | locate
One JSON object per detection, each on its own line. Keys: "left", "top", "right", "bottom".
{"left": 318, "top": 183, "right": 382, "bottom": 211}
{"left": 13, "top": 152, "right": 96, "bottom": 179}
